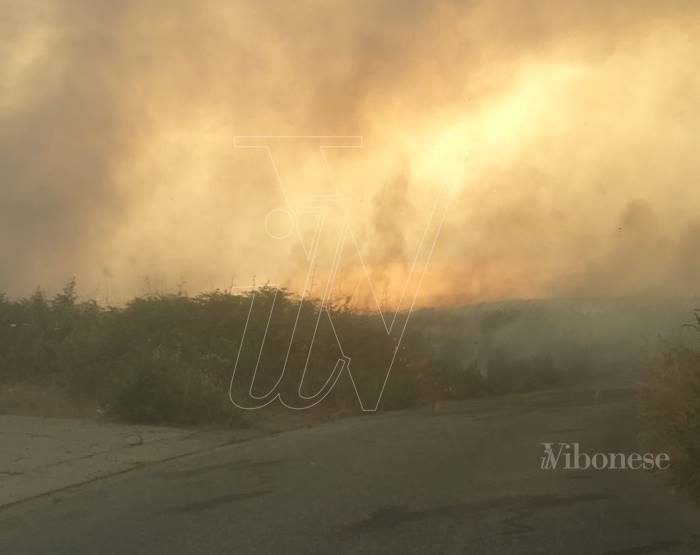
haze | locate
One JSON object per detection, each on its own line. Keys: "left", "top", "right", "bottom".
{"left": 2, "top": 0, "right": 699, "bottom": 307}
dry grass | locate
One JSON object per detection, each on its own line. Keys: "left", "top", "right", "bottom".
{"left": 0, "top": 382, "right": 99, "bottom": 419}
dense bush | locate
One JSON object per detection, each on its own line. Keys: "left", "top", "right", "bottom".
{"left": 640, "top": 313, "right": 700, "bottom": 497}
{"left": 0, "top": 283, "right": 246, "bottom": 425}
{"left": 0, "top": 282, "right": 565, "bottom": 426}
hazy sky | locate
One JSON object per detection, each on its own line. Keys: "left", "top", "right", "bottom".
{"left": 2, "top": 0, "right": 700, "bottom": 307}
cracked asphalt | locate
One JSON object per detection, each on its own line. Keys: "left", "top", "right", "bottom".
{"left": 0, "top": 387, "right": 698, "bottom": 554}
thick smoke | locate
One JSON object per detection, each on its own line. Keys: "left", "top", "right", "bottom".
{"left": 1, "top": 1, "right": 699, "bottom": 305}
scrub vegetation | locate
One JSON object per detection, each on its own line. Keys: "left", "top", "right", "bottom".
{"left": 640, "top": 311, "right": 700, "bottom": 498}
{"left": 0, "top": 281, "right": 574, "bottom": 426}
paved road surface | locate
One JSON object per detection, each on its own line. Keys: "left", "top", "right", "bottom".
{"left": 1, "top": 387, "right": 698, "bottom": 554}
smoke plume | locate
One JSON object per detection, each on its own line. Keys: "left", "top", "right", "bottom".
{"left": 2, "top": 1, "right": 699, "bottom": 306}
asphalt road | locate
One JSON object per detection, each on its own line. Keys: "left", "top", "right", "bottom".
{"left": 1, "top": 387, "right": 698, "bottom": 554}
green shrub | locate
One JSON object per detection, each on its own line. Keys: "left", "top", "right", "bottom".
{"left": 640, "top": 338, "right": 700, "bottom": 497}
{"left": 109, "top": 348, "right": 234, "bottom": 426}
